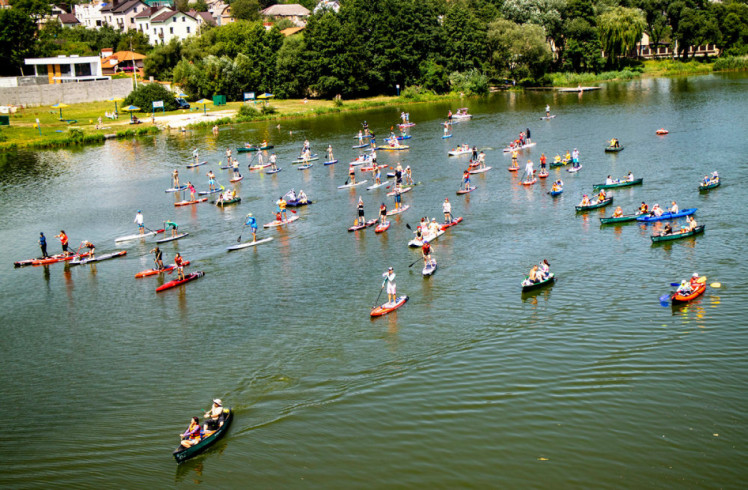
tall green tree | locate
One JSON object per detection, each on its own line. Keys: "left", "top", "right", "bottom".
{"left": 0, "top": 9, "right": 38, "bottom": 76}
{"left": 144, "top": 39, "right": 183, "bottom": 80}
{"left": 442, "top": 0, "right": 488, "bottom": 73}
{"left": 231, "top": 0, "right": 260, "bottom": 21}
{"left": 9, "top": 0, "right": 51, "bottom": 20}
{"left": 598, "top": 6, "right": 646, "bottom": 64}
{"left": 487, "top": 18, "right": 553, "bottom": 80}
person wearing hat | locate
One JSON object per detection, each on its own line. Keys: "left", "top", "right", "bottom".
{"left": 204, "top": 399, "right": 225, "bottom": 431}
{"left": 134, "top": 210, "right": 144, "bottom": 235}
{"left": 276, "top": 196, "right": 288, "bottom": 221}
{"left": 442, "top": 198, "right": 452, "bottom": 224}
{"left": 422, "top": 239, "right": 433, "bottom": 268}
{"left": 580, "top": 194, "right": 590, "bottom": 206}
{"left": 245, "top": 213, "right": 258, "bottom": 242}
{"left": 39, "top": 232, "right": 49, "bottom": 258}
{"left": 382, "top": 267, "right": 397, "bottom": 307}
{"left": 690, "top": 273, "right": 701, "bottom": 289}
{"left": 428, "top": 218, "right": 440, "bottom": 236}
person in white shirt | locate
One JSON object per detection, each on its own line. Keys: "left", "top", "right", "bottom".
{"left": 523, "top": 160, "right": 534, "bottom": 181}
{"left": 134, "top": 210, "right": 144, "bottom": 235}
{"left": 442, "top": 198, "right": 452, "bottom": 224}
{"left": 670, "top": 201, "right": 679, "bottom": 213}
{"left": 382, "top": 267, "right": 397, "bottom": 306}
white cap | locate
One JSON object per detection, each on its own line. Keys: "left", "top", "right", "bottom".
{"left": 213, "top": 398, "right": 222, "bottom": 405}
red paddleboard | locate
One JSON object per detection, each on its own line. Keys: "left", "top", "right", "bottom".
{"left": 375, "top": 221, "right": 390, "bottom": 233}
{"left": 521, "top": 178, "right": 537, "bottom": 186}
{"left": 174, "top": 198, "right": 207, "bottom": 207}
{"left": 32, "top": 251, "right": 91, "bottom": 266}
{"left": 156, "top": 271, "right": 204, "bottom": 292}
{"left": 348, "top": 219, "right": 378, "bottom": 231}
{"left": 230, "top": 175, "right": 244, "bottom": 183}
{"left": 135, "top": 260, "right": 190, "bottom": 278}
{"left": 507, "top": 166, "right": 519, "bottom": 172}
{"left": 371, "top": 295, "right": 409, "bottom": 317}
{"left": 440, "top": 216, "right": 463, "bottom": 230}
{"left": 538, "top": 171, "right": 549, "bottom": 179}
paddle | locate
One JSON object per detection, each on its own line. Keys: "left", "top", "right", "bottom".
{"left": 408, "top": 257, "right": 422, "bottom": 268}
{"left": 372, "top": 283, "right": 385, "bottom": 309}
{"left": 236, "top": 221, "right": 247, "bottom": 242}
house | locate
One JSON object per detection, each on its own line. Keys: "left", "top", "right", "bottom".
{"left": 636, "top": 32, "right": 720, "bottom": 59}
{"left": 214, "top": 4, "right": 233, "bottom": 26}
{"left": 194, "top": 11, "right": 216, "bottom": 28}
{"left": 148, "top": 9, "right": 201, "bottom": 45}
{"left": 24, "top": 55, "right": 109, "bottom": 83}
{"left": 58, "top": 12, "right": 81, "bottom": 27}
{"left": 74, "top": 1, "right": 105, "bottom": 29}
{"left": 0, "top": 0, "right": 10, "bottom": 9}
{"left": 260, "top": 4, "right": 310, "bottom": 27}
{"left": 100, "top": 0, "right": 149, "bottom": 31}
{"left": 134, "top": 5, "right": 171, "bottom": 37}
{"left": 101, "top": 50, "right": 147, "bottom": 76}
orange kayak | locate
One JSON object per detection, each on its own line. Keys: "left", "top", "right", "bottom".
{"left": 671, "top": 282, "right": 706, "bottom": 303}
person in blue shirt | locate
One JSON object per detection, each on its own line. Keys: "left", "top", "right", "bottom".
{"left": 39, "top": 232, "right": 49, "bottom": 258}
{"left": 245, "top": 213, "right": 258, "bottom": 242}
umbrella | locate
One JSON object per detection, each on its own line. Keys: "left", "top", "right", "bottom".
{"left": 195, "top": 98, "right": 212, "bottom": 115}
{"left": 256, "top": 93, "right": 275, "bottom": 99}
{"left": 108, "top": 97, "right": 124, "bottom": 115}
{"left": 176, "top": 92, "right": 188, "bottom": 98}
{"left": 122, "top": 104, "right": 140, "bottom": 121}
{"left": 51, "top": 102, "right": 69, "bottom": 119}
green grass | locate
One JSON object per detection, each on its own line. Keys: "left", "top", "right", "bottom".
{"left": 641, "top": 59, "right": 713, "bottom": 76}
{"left": 713, "top": 56, "right": 748, "bottom": 71}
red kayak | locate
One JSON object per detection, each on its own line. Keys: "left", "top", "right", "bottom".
{"left": 521, "top": 178, "right": 537, "bottom": 186}
{"left": 371, "top": 295, "right": 409, "bottom": 317}
{"left": 135, "top": 260, "right": 191, "bottom": 278}
{"left": 440, "top": 217, "right": 463, "bottom": 231}
{"left": 375, "top": 221, "right": 390, "bottom": 233}
{"left": 156, "top": 271, "right": 204, "bottom": 292}
{"left": 174, "top": 198, "right": 207, "bottom": 207}
{"left": 538, "top": 171, "right": 549, "bottom": 179}
{"left": 32, "top": 252, "right": 92, "bottom": 266}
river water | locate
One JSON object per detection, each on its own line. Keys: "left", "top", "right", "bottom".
{"left": 1, "top": 73, "right": 746, "bottom": 488}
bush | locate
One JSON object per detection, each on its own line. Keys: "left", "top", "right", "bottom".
{"left": 123, "top": 83, "right": 180, "bottom": 113}
{"left": 333, "top": 96, "right": 344, "bottom": 107}
{"left": 236, "top": 104, "right": 260, "bottom": 122}
{"left": 713, "top": 55, "right": 748, "bottom": 71}
{"left": 260, "top": 104, "right": 277, "bottom": 115}
{"left": 449, "top": 70, "right": 490, "bottom": 96}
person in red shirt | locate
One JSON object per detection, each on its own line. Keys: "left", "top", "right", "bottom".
{"left": 54, "top": 230, "right": 70, "bottom": 255}
{"left": 422, "top": 240, "right": 433, "bottom": 268}
{"left": 690, "top": 273, "right": 701, "bottom": 288}
{"left": 174, "top": 253, "right": 185, "bottom": 280}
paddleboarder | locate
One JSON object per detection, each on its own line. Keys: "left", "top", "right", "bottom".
{"left": 371, "top": 148, "right": 377, "bottom": 163}
{"left": 174, "top": 252, "right": 185, "bottom": 281}
{"left": 348, "top": 163, "right": 357, "bottom": 186}
{"left": 192, "top": 148, "right": 199, "bottom": 164}
{"left": 165, "top": 220, "right": 178, "bottom": 237}
{"left": 393, "top": 185, "right": 402, "bottom": 210}
{"left": 443, "top": 198, "right": 452, "bottom": 224}
{"left": 540, "top": 153, "right": 547, "bottom": 172}
{"left": 405, "top": 166, "right": 414, "bottom": 185}
{"left": 395, "top": 164, "right": 403, "bottom": 186}
{"left": 327, "top": 145, "right": 334, "bottom": 162}
{"left": 523, "top": 160, "right": 534, "bottom": 182}
{"left": 187, "top": 181, "right": 196, "bottom": 201}
{"left": 172, "top": 169, "right": 179, "bottom": 188}
{"left": 545, "top": 104, "right": 551, "bottom": 117}
{"left": 472, "top": 146, "right": 478, "bottom": 161}
{"left": 511, "top": 150, "right": 519, "bottom": 169}
{"left": 39, "top": 232, "right": 49, "bottom": 258}
{"left": 269, "top": 153, "right": 278, "bottom": 171}
{"left": 245, "top": 213, "right": 258, "bottom": 242}
{"left": 149, "top": 246, "right": 164, "bottom": 270}
{"left": 207, "top": 170, "right": 217, "bottom": 191}
{"left": 382, "top": 267, "right": 397, "bottom": 307}
{"left": 135, "top": 210, "right": 144, "bottom": 235}
{"left": 461, "top": 170, "right": 471, "bottom": 191}
{"left": 526, "top": 128, "right": 531, "bottom": 144}
{"left": 54, "top": 230, "right": 70, "bottom": 255}
{"left": 232, "top": 158, "right": 241, "bottom": 178}
{"left": 422, "top": 240, "right": 433, "bottom": 268}
{"left": 79, "top": 240, "right": 95, "bottom": 258}
{"left": 379, "top": 202, "right": 387, "bottom": 224}
{"left": 276, "top": 196, "right": 288, "bottom": 221}
{"left": 357, "top": 196, "right": 365, "bottom": 225}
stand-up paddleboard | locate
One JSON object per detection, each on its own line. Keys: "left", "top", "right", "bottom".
{"left": 165, "top": 185, "right": 188, "bottom": 193}
{"left": 353, "top": 134, "right": 373, "bottom": 139}
{"left": 263, "top": 215, "right": 299, "bottom": 228}
{"left": 567, "top": 165, "right": 583, "bottom": 173}
{"left": 115, "top": 229, "right": 165, "bottom": 243}
{"left": 367, "top": 180, "right": 391, "bottom": 190}
{"left": 541, "top": 115, "right": 556, "bottom": 120}
{"left": 386, "top": 204, "right": 410, "bottom": 216}
{"left": 521, "top": 178, "right": 537, "bottom": 186}
{"left": 323, "top": 159, "right": 338, "bottom": 165}
{"left": 360, "top": 164, "right": 388, "bottom": 172}
{"left": 135, "top": 260, "right": 190, "bottom": 278}
{"left": 156, "top": 271, "right": 204, "bottom": 292}
{"left": 156, "top": 233, "right": 189, "bottom": 244}
{"left": 186, "top": 161, "right": 207, "bottom": 169}
{"left": 507, "top": 166, "right": 519, "bottom": 172}
{"left": 31, "top": 252, "right": 91, "bottom": 266}
{"left": 338, "top": 180, "right": 368, "bottom": 189}
{"left": 227, "top": 237, "right": 274, "bottom": 251}
{"left": 440, "top": 217, "right": 463, "bottom": 230}
{"left": 249, "top": 163, "right": 271, "bottom": 171}
{"left": 297, "top": 163, "right": 313, "bottom": 170}
{"left": 375, "top": 221, "right": 390, "bottom": 233}
{"left": 538, "top": 171, "right": 549, "bottom": 179}
{"left": 348, "top": 219, "right": 378, "bottom": 231}
{"left": 174, "top": 198, "right": 207, "bottom": 207}
{"left": 457, "top": 186, "right": 476, "bottom": 195}
{"left": 352, "top": 143, "right": 370, "bottom": 149}
{"left": 219, "top": 165, "right": 232, "bottom": 170}
{"left": 371, "top": 295, "right": 409, "bottom": 317}
{"left": 422, "top": 260, "right": 437, "bottom": 276}
{"left": 408, "top": 229, "right": 445, "bottom": 247}
{"left": 386, "top": 184, "right": 418, "bottom": 197}
{"left": 229, "top": 175, "right": 244, "bottom": 182}
{"left": 198, "top": 188, "right": 222, "bottom": 196}
{"left": 70, "top": 250, "right": 127, "bottom": 266}
{"left": 292, "top": 154, "right": 318, "bottom": 163}
{"left": 266, "top": 168, "right": 282, "bottom": 174}
{"left": 468, "top": 166, "right": 492, "bottom": 174}
{"left": 442, "top": 134, "right": 452, "bottom": 139}
{"left": 502, "top": 142, "right": 536, "bottom": 152}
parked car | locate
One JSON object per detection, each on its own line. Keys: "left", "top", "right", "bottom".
{"left": 175, "top": 98, "right": 190, "bottom": 109}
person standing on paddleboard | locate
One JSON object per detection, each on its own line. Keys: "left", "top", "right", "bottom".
{"left": 379, "top": 203, "right": 387, "bottom": 224}
{"left": 207, "top": 170, "right": 216, "bottom": 191}
{"left": 135, "top": 210, "right": 144, "bottom": 235}
{"left": 39, "top": 232, "right": 49, "bottom": 258}
{"left": 523, "top": 160, "right": 534, "bottom": 182}
{"left": 187, "top": 182, "right": 196, "bottom": 201}
{"left": 357, "top": 197, "right": 365, "bottom": 225}
{"left": 327, "top": 145, "right": 334, "bottom": 162}
{"left": 192, "top": 148, "right": 199, "bottom": 164}
{"left": 382, "top": 267, "right": 397, "bottom": 306}
{"left": 149, "top": 246, "right": 164, "bottom": 270}
{"left": 348, "top": 164, "right": 357, "bottom": 186}
{"left": 526, "top": 128, "right": 531, "bottom": 144}
{"left": 54, "top": 230, "right": 70, "bottom": 255}
{"left": 443, "top": 198, "right": 452, "bottom": 224}
{"left": 395, "top": 164, "right": 403, "bottom": 186}
{"left": 546, "top": 104, "right": 551, "bottom": 117}
{"left": 269, "top": 153, "right": 278, "bottom": 172}
{"left": 405, "top": 166, "right": 414, "bottom": 185}
{"left": 373, "top": 167, "right": 382, "bottom": 185}
{"left": 232, "top": 158, "right": 240, "bottom": 178}
{"left": 462, "top": 170, "right": 471, "bottom": 191}
{"left": 394, "top": 185, "right": 402, "bottom": 211}
{"left": 165, "top": 220, "right": 178, "bottom": 237}
{"left": 422, "top": 240, "right": 433, "bottom": 268}
{"left": 172, "top": 169, "right": 179, "bottom": 188}
{"left": 540, "top": 153, "right": 547, "bottom": 173}
{"left": 174, "top": 252, "right": 185, "bottom": 281}
{"left": 245, "top": 213, "right": 258, "bottom": 242}
{"left": 276, "top": 196, "right": 288, "bottom": 221}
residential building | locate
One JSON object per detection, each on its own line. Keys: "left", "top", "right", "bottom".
{"left": 74, "top": 1, "right": 105, "bottom": 29}
{"left": 58, "top": 12, "right": 81, "bottom": 27}
{"left": 148, "top": 9, "right": 200, "bottom": 45}
{"left": 100, "top": 0, "right": 149, "bottom": 31}
{"left": 195, "top": 11, "right": 216, "bottom": 28}
{"left": 260, "top": 4, "right": 310, "bottom": 27}
{"left": 134, "top": 5, "right": 171, "bottom": 38}
{"left": 214, "top": 3, "right": 233, "bottom": 26}
{"left": 636, "top": 32, "right": 720, "bottom": 59}
{"left": 24, "top": 55, "right": 109, "bottom": 83}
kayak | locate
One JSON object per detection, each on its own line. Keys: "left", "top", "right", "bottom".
{"left": 173, "top": 407, "right": 233, "bottom": 463}
{"left": 375, "top": 221, "right": 390, "bottom": 233}
{"left": 366, "top": 180, "right": 391, "bottom": 190}
{"left": 538, "top": 171, "right": 549, "bottom": 179}
{"left": 31, "top": 251, "right": 92, "bottom": 266}
{"left": 522, "top": 273, "right": 555, "bottom": 292}
{"left": 286, "top": 199, "right": 313, "bottom": 207}
{"left": 575, "top": 197, "right": 613, "bottom": 211}
{"left": 386, "top": 184, "right": 418, "bottom": 197}
{"left": 468, "top": 166, "right": 492, "bottom": 174}
{"left": 448, "top": 148, "right": 472, "bottom": 156}
{"left": 651, "top": 224, "right": 705, "bottom": 242}
{"left": 593, "top": 178, "right": 643, "bottom": 189}
{"left": 237, "top": 145, "right": 273, "bottom": 152}
{"left": 440, "top": 217, "right": 463, "bottom": 230}
{"left": 599, "top": 213, "right": 642, "bottom": 224}
{"left": 670, "top": 281, "right": 706, "bottom": 304}
{"left": 540, "top": 115, "right": 556, "bottom": 120}
{"left": 549, "top": 188, "right": 563, "bottom": 197}
{"left": 174, "top": 198, "right": 208, "bottom": 207}
{"left": 70, "top": 250, "right": 127, "bottom": 266}
{"left": 457, "top": 186, "right": 476, "bottom": 195}
{"left": 186, "top": 161, "right": 207, "bottom": 169}
{"left": 699, "top": 180, "right": 720, "bottom": 191}
{"left": 636, "top": 208, "right": 696, "bottom": 222}
{"left": 156, "top": 271, "right": 205, "bottom": 293}
{"left": 409, "top": 229, "right": 445, "bottom": 247}
{"left": 213, "top": 197, "right": 241, "bottom": 206}
{"left": 165, "top": 185, "right": 188, "bottom": 193}
{"left": 229, "top": 175, "right": 244, "bottom": 183}
{"left": 549, "top": 160, "right": 568, "bottom": 168}
{"left": 135, "top": 260, "right": 191, "bottom": 278}
{"left": 348, "top": 218, "right": 378, "bottom": 231}
{"left": 297, "top": 164, "right": 313, "bottom": 170}
{"left": 115, "top": 229, "right": 165, "bottom": 243}
{"left": 502, "top": 142, "right": 536, "bottom": 152}
{"left": 263, "top": 215, "right": 299, "bottom": 228}
{"left": 521, "top": 178, "right": 537, "bottom": 186}
{"left": 156, "top": 233, "right": 189, "bottom": 243}
{"left": 338, "top": 180, "right": 368, "bottom": 189}
{"left": 422, "top": 260, "right": 437, "bottom": 277}
{"left": 249, "top": 163, "right": 271, "bottom": 171}
{"left": 656, "top": 129, "right": 669, "bottom": 135}
{"left": 227, "top": 237, "right": 274, "bottom": 251}
{"left": 198, "top": 188, "right": 222, "bottom": 196}
{"left": 323, "top": 159, "right": 338, "bottom": 165}
{"left": 604, "top": 146, "right": 624, "bottom": 152}
{"left": 266, "top": 168, "right": 282, "bottom": 174}
{"left": 370, "top": 295, "right": 408, "bottom": 317}
{"left": 386, "top": 204, "right": 410, "bottom": 216}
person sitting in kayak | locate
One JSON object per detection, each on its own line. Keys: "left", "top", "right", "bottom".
{"left": 527, "top": 265, "right": 540, "bottom": 284}
{"left": 606, "top": 175, "right": 615, "bottom": 185}
{"left": 609, "top": 138, "right": 620, "bottom": 148}
{"left": 165, "top": 220, "right": 178, "bottom": 237}
{"left": 650, "top": 204, "right": 663, "bottom": 217}
{"left": 204, "top": 399, "right": 226, "bottom": 431}
{"left": 612, "top": 206, "right": 623, "bottom": 218}
{"left": 462, "top": 170, "right": 471, "bottom": 191}
{"left": 298, "top": 190, "right": 308, "bottom": 203}
{"left": 639, "top": 202, "right": 649, "bottom": 214}
{"left": 245, "top": 213, "right": 258, "bottom": 242}
{"left": 422, "top": 240, "right": 433, "bottom": 267}
{"left": 179, "top": 416, "right": 203, "bottom": 449}
{"left": 690, "top": 273, "right": 701, "bottom": 288}
{"left": 443, "top": 198, "right": 452, "bottom": 224}
{"left": 174, "top": 252, "right": 185, "bottom": 281}
{"left": 428, "top": 218, "right": 440, "bottom": 236}
{"left": 277, "top": 196, "right": 288, "bottom": 221}
{"left": 382, "top": 267, "right": 397, "bottom": 306}
{"left": 686, "top": 215, "right": 698, "bottom": 231}
{"left": 538, "top": 259, "right": 550, "bottom": 280}
{"left": 597, "top": 189, "right": 607, "bottom": 202}
{"left": 356, "top": 197, "right": 365, "bottom": 225}
{"left": 149, "top": 246, "right": 163, "bottom": 270}
{"left": 711, "top": 171, "right": 719, "bottom": 181}
{"left": 54, "top": 230, "right": 70, "bottom": 255}
{"left": 626, "top": 172, "right": 634, "bottom": 182}
{"left": 676, "top": 280, "right": 692, "bottom": 295}
{"left": 172, "top": 169, "right": 180, "bottom": 188}
{"left": 662, "top": 223, "right": 673, "bottom": 235}
{"left": 670, "top": 201, "right": 679, "bottom": 213}
{"left": 379, "top": 203, "right": 387, "bottom": 224}
{"left": 79, "top": 240, "right": 95, "bottom": 258}
{"left": 580, "top": 195, "right": 590, "bottom": 206}
{"left": 551, "top": 181, "right": 562, "bottom": 192}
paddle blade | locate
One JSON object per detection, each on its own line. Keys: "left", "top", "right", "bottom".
{"left": 710, "top": 282, "right": 721, "bottom": 288}
{"left": 659, "top": 293, "right": 671, "bottom": 304}
{"left": 290, "top": 209, "right": 297, "bottom": 214}
{"left": 405, "top": 223, "right": 412, "bottom": 230}
{"left": 236, "top": 236, "right": 242, "bottom": 243}
{"left": 670, "top": 283, "right": 680, "bottom": 287}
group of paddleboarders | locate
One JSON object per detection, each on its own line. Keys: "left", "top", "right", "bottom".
{"left": 508, "top": 129, "right": 531, "bottom": 150}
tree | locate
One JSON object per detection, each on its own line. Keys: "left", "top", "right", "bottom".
{"left": 635, "top": 0, "right": 670, "bottom": 48}
{"left": 598, "top": 6, "right": 646, "bottom": 64}
{"left": 231, "top": 0, "right": 260, "bottom": 21}
{"left": 274, "top": 35, "right": 307, "bottom": 98}
{"left": 487, "top": 18, "right": 553, "bottom": 80}
{"left": 117, "top": 30, "right": 152, "bottom": 53}
{"left": 123, "top": 83, "right": 180, "bottom": 112}
{"left": 9, "top": 0, "right": 51, "bottom": 20}
{"left": 674, "top": 7, "right": 719, "bottom": 58}
{"left": 175, "top": 0, "right": 190, "bottom": 12}
{"left": 442, "top": 1, "right": 488, "bottom": 73}
{"left": 192, "top": 0, "right": 209, "bottom": 12}
{"left": 144, "top": 39, "right": 183, "bottom": 81}
{"left": 0, "top": 9, "right": 38, "bottom": 76}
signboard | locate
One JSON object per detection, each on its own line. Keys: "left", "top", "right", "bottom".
{"left": 152, "top": 100, "right": 165, "bottom": 113}
{"left": 244, "top": 92, "right": 255, "bottom": 101}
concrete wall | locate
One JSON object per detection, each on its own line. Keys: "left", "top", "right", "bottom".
{"left": 0, "top": 78, "right": 134, "bottom": 106}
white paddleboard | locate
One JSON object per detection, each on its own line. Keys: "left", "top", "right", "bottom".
{"left": 227, "top": 237, "right": 274, "bottom": 251}
{"left": 366, "top": 180, "right": 391, "bottom": 190}
{"left": 338, "top": 180, "right": 367, "bottom": 189}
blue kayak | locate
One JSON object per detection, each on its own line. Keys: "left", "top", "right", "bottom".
{"left": 636, "top": 208, "right": 696, "bottom": 222}
{"left": 549, "top": 188, "right": 563, "bottom": 197}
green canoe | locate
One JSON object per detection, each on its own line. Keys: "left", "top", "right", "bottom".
{"left": 600, "top": 212, "right": 642, "bottom": 224}
{"left": 604, "top": 146, "right": 624, "bottom": 152}
{"left": 549, "top": 159, "right": 569, "bottom": 168}
{"left": 651, "top": 225, "right": 705, "bottom": 242}
{"left": 699, "top": 180, "right": 720, "bottom": 192}
{"left": 521, "top": 273, "right": 555, "bottom": 292}
{"left": 236, "top": 145, "right": 274, "bottom": 153}
{"left": 575, "top": 197, "right": 613, "bottom": 211}
{"left": 173, "top": 408, "right": 233, "bottom": 463}
{"left": 212, "top": 197, "right": 241, "bottom": 206}
{"left": 593, "top": 178, "right": 643, "bottom": 189}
